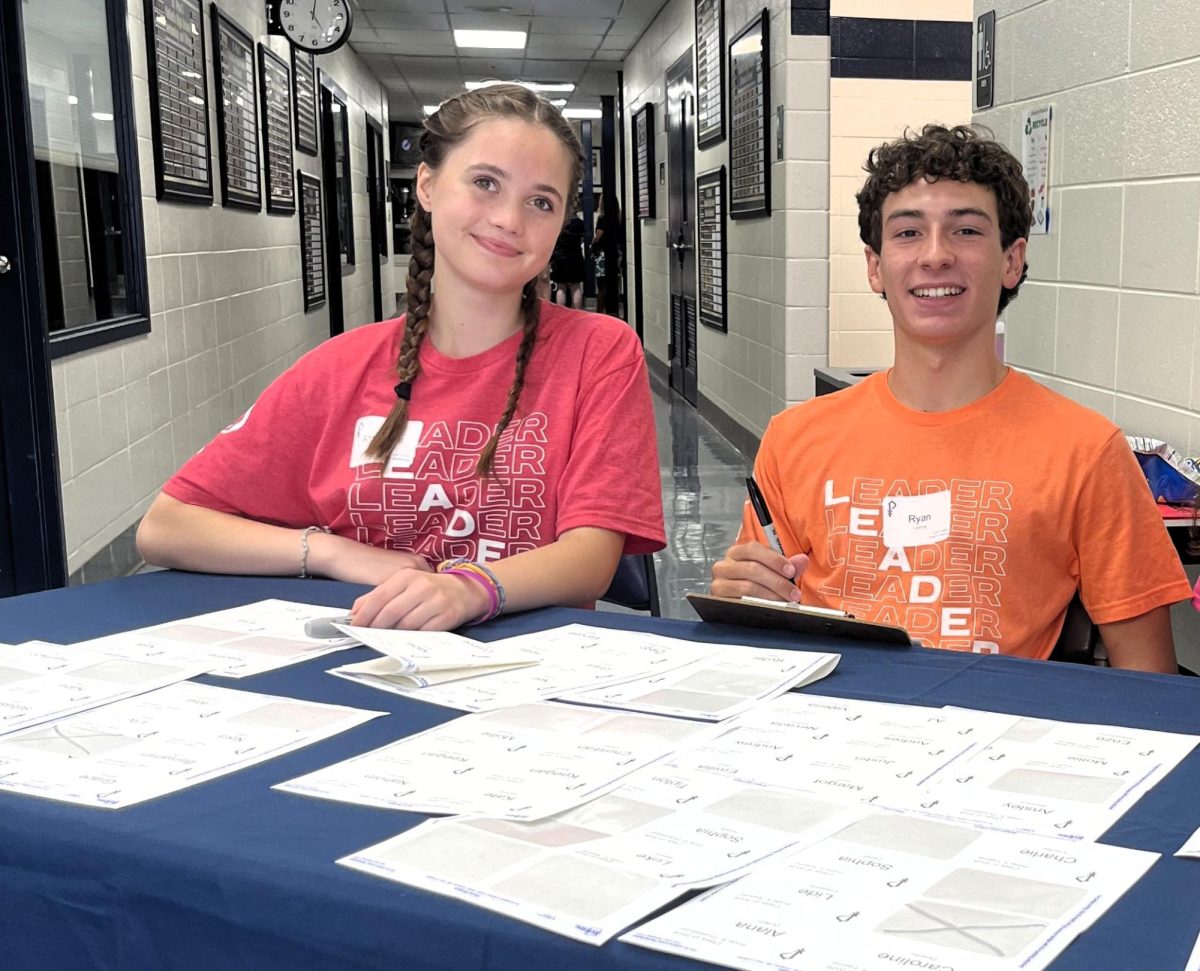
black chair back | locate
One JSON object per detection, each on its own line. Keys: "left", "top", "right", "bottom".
{"left": 600, "top": 553, "right": 661, "bottom": 616}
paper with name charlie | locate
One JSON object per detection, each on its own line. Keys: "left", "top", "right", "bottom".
{"left": 624, "top": 811, "right": 1157, "bottom": 971}
{"left": 76, "top": 600, "right": 361, "bottom": 678}
{"left": 0, "top": 641, "right": 209, "bottom": 735}
{"left": 277, "top": 701, "right": 718, "bottom": 820}
{"left": 0, "top": 682, "right": 384, "bottom": 808}
{"left": 339, "top": 771, "right": 866, "bottom": 945}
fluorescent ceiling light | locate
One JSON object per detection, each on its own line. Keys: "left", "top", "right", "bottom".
{"left": 423, "top": 104, "right": 441, "bottom": 115}
{"left": 549, "top": 99, "right": 567, "bottom": 107}
{"left": 562, "top": 108, "right": 601, "bottom": 119}
{"left": 466, "top": 80, "right": 575, "bottom": 93}
{"left": 67, "top": 95, "right": 79, "bottom": 105}
{"left": 454, "top": 29, "right": 526, "bottom": 49}
{"left": 91, "top": 111, "right": 114, "bottom": 122}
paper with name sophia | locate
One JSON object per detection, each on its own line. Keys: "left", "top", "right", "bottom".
{"left": 328, "top": 625, "right": 538, "bottom": 689}
{"left": 331, "top": 624, "right": 724, "bottom": 711}
{"left": 339, "top": 772, "right": 866, "bottom": 945}
{"left": 0, "top": 641, "right": 210, "bottom": 735}
{"left": 76, "top": 600, "right": 361, "bottom": 678}
{"left": 277, "top": 701, "right": 719, "bottom": 820}
{"left": 624, "top": 810, "right": 1158, "bottom": 971}
{"left": 0, "top": 682, "right": 384, "bottom": 808}
{"left": 876, "top": 712, "right": 1200, "bottom": 842}
{"left": 556, "top": 645, "right": 839, "bottom": 721}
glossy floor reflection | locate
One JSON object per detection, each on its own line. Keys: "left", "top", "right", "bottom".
{"left": 600, "top": 383, "right": 754, "bottom": 621}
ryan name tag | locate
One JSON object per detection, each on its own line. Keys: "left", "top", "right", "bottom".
{"left": 882, "top": 490, "right": 951, "bottom": 549}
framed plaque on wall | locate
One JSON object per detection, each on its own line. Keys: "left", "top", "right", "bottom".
{"left": 728, "top": 9, "right": 771, "bottom": 219}
{"left": 291, "top": 47, "right": 319, "bottom": 155}
{"left": 257, "top": 44, "right": 295, "bottom": 215}
{"left": 694, "top": 0, "right": 725, "bottom": 148}
{"left": 143, "top": 0, "right": 213, "bottom": 203}
{"left": 696, "top": 166, "right": 727, "bottom": 331}
{"left": 210, "top": 5, "right": 261, "bottom": 210}
{"left": 633, "top": 102, "right": 656, "bottom": 220}
{"left": 297, "top": 170, "right": 325, "bottom": 311}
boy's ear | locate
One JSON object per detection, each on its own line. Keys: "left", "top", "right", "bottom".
{"left": 865, "top": 244, "right": 885, "bottom": 295}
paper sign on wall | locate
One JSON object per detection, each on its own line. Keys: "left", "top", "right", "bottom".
{"left": 1022, "top": 106, "right": 1052, "bottom": 235}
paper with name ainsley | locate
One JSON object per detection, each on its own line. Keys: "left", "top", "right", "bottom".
{"left": 877, "top": 712, "right": 1200, "bottom": 841}
{"left": 330, "top": 624, "right": 723, "bottom": 711}
{"left": 0, "top": 682, "right": 383, "bottom": 808}
{"left": 0, "top": 641, "right": 209, "bottom": 735}
{"left": 77, "top": 600, "right": 361, "bottom": 678}
{"left": 277, "top": 701, "right": 717, "bottom": 820}
{"left": 339, "top": 772, "right": 866, "bottom": 945}
{"left": 556, "top": 645, "right": 838, "bottom": 721}
{"left": 624, "top": 811, "right": 1158, "bottom": 971}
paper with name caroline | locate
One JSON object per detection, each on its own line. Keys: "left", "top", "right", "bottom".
{"left": 276, "top": 701, "right": 721, "bottom": 820}
{"left": 0, "top": 682, "right": 384, "bottom": 808}
{"left": 0, "top": 641, "right": 209, "bottom": 735}
{"left": 76, "top": 600, "right": 361, "bottom": 678}
{"left": 339, "top": 772, "right": 867, "bottom": 945}
{"left": 623, "top": 811, "right": 1158, "bottom": 971}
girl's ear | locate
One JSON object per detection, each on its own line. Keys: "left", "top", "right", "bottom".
{"left": 415, "top": 162, "right": 435, "bottom": 212}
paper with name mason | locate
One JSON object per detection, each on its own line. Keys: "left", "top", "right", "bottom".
{"left": 876, "top": 712, "right": 1200, "bottom": 841}
{"left": 76, "top": 600, "right": 361, "bottom": 678}
{"left": 0, "top": 682, "right": 384, "bottom": 808}
{"left": 277, "top": 701, "right": 718, "bottom": 820}
{"left": 339, "top": 771, "right": 867, "bottom": 945}
{"left": 624, "top": 811, "right": 1158, "bottom": 971}
{"left": 556, "top": 645, "right": 839, "bottom": 721}
{"left": 329, "top": 625, "right": 537, "bottom": 688}
{"left": 0, "top": 641, "right": 210, "bottom": 735}
{"left": 330, "top": 624, "right": 723, "bottom": 711}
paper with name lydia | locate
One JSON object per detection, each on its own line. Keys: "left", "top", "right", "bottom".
{"left": 0, "top": 682, "right": 384, "bottom": 808}
{"left": 76, "top": 600, "right": 361, "bottom": 678}
{"left": 329, "top": 625, "right": 537, "bottom": 688}
{"left": 276, "top": 701, "right": 719, "bottom": 820}
{"left": 339, "top": 773, "right": 867, "bottom": 945}
{"left": 623, "top": 811, "right": 1157, "bottom": 971}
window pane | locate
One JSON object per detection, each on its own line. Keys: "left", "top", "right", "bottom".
{"left": 22, "top": 0, "right": 131, "bottom": 331}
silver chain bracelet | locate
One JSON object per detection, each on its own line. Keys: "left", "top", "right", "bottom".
{"left": 299, "top": 526, "right": 331, "bottom": 578}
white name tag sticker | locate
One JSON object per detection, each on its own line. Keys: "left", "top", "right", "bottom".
{"left": 882, "top": 490, "right": 951, "bottom": 549}
{"left": 349, "top": 416, "right": 423, "bottom": 475}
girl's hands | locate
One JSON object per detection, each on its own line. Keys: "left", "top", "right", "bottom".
{"left": 350, "top": 566, "right": 491, "bottom": 631}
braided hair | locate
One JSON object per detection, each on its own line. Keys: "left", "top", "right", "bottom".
{"left": 366, "top": 84, "right": 584, "bottom": 476}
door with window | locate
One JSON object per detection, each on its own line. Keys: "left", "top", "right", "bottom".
{"left": 319, "top": 74, "right": 353, "bottom": 335}
{"left": 666, "top": 51, "right": 698, "bottom": 406}
{"left": 365, "top": 114, "right": 387, "bottom": 322}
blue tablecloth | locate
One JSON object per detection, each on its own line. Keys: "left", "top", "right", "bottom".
{"left": 1, "top": 571, "right": 1198, "bottom": 970}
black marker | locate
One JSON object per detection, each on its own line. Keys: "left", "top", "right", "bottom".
{"left": 746, "top": 476, "right": 800, "bottom": 591}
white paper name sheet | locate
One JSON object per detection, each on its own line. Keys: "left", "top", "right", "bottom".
{"left": 329, "top": 626, "right": 537, "bottom": 689}
{"left": 339, "top": 772, "right": 864, "bottom": 945}
{"left": 0, "top": 682, "right": 384, "bottom": 808}
{"left": 667, "top": 693, "right": 1019, "bottom": 803}
{"left": 0, "top": 641, "right": 209, "bottom": 735}
{"left": 333, "top": 624, "right": 722, "bottom": 711}
{"left": 1176, "top": 823, "right": 1200, "bottom": 859}
{"left": 879, "top": 713, "right": 1200, "bottom": 841}
{"left": 77, "top": 600, "right": 360, "bottom": 678}
{"left": 556, "top": 645, "right": 839, "bottom": 721}
{"left": 624, "top": 811, "right": 1158, "bottom": 971}
{"left": 277, "top": 701, "right": 717, "bottom": 820}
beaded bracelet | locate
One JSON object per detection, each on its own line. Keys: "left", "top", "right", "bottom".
{"left": 437, "top": 557, "right": 506, "bottom": 624}
{"left": 299, "top": 526, "right": 330, "bottom": 578}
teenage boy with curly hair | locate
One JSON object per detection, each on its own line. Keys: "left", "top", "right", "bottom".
{"left": 711, "top": 125, "right": 1189, "bottom": 672}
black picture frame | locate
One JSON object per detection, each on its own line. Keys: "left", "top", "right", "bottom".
{"left": 291, "top": 46, "right": 319, "bottom": 155}
{"left": 633, "top": 103, "right": 656, "bottom": 220}
{"left": 210, "top": 5, "right": 261, "bottom": 210}
{"left": 696, "top": 166, "right": 727, "bottom": 331}
{"left": 257, "top": 44, "right": 295, "bottom": 215}
{"left": 297, "top": 170, "right": 326, "bottom": 311}
{"left": 142, "top": 0, "right": 213, "bottom": 204}
{"left": 695, "top": 0, "right": 726, "bottom": 148}
{"left": 728, "top": 9, "right": 771, "bottom": 219}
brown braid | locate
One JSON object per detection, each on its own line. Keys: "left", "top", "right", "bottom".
{"left": 365, "top": 204, "right": 435, "bottom": 462}
{"left": 475, "top": 281, "right": 540, "bottom": 476}
{"left": 365, "top": 82, "right": 583, "bottom": 477}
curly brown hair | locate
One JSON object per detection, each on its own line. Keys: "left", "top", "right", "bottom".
{"left": 856, "top": 124, "right": 1032, "bottom": 313}
{"left": 366, "top": 84, "right": 584, "bottom": 475}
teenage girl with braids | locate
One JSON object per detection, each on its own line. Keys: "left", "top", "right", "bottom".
{"left": 137, "top": 84, "right": 665, "bottom": 631}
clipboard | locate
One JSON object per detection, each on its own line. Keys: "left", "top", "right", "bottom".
{"left": 686, "top": 594, "right": 913, "bottom": 647}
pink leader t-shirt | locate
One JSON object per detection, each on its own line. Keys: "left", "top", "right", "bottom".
{"left": 164, "top": 303, "right": 665, "bottom": 562}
